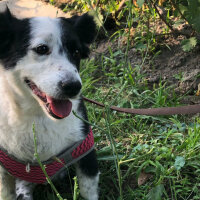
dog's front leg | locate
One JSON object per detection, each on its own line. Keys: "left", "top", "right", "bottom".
{"left": 0, "top": 166, "right": 16, "bottom": 200}
{"left": 76, "top": 150, "right": 99, "bottom": 200}
{"left": 15, "top": 179, "right": 35, "bottom": 200}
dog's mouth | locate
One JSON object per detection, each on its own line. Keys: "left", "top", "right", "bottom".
{"left": 25, "top": 79, "right": 72, "bottom": 119}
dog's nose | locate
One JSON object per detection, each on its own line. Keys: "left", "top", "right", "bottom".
{"left": 59, "top": 80, "right": 82, "bottom": 97}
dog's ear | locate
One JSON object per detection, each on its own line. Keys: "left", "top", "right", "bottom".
{"left": 69, "top": 13, "right": 96, "bottom": 45}
{"left": 0, "top": 7, "right": 15, "bottom": 58}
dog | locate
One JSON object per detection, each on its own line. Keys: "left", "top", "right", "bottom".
{"left": 0, "top": 8, "right": 99, "bottom": 200}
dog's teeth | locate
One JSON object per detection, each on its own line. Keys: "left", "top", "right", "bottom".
{"left": 45, "top": 103, "right": 50, "bottom": 112}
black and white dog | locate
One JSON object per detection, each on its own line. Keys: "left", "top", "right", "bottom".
{"left": 0, "top": 8, "right": 99, "bottom": 200}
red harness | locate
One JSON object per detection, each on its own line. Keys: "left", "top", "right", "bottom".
{"left": 0, "top": 129, "right": 94, "bottom": 184}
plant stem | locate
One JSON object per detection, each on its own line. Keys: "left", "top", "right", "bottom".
{"left": 32, "top": 123, "right": 65, "bottom": 200}
{"left": 149, "top": 0, "right": 174, "bottom": 32}
{"left": 73, "top": 176, "right": 79, "bottom": 200}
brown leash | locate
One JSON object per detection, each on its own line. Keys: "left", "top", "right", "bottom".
{"left": 83, "top": 96, "right": 200, "bottom": 116}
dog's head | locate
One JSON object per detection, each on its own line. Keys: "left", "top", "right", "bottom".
{"left": 0, "top": 8, "right": 96, "bottom": 119}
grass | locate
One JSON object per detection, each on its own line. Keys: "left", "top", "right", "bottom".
{"left": 34, "top": 0, "right": 200, "bottom": 199}
{"left": 35, "top": 52, "right": 200, "bottom": 200}
{"left": 81, "top": 57, "right": 200, "bottom": 200}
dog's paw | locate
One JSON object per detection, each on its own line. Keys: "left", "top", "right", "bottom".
{"left": 78, "top": 172, "right": 99, "bottom": 200}
{"left": 16, "top": 194, "right": 33, "bottom": 200}
{"left": 15, "top": 179, "right": 34, "bottom": 200}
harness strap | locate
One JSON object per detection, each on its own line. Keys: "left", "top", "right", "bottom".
{"left": 0, "top": 129, "right": 94, "bottom": 184}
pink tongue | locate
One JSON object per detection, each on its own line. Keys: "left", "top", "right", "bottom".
{"left": 47, "top": 96, "right": 72, "bottom": 118}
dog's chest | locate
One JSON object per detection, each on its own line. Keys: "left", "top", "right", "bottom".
{"left": 0, "top": 113, "right": 84, "bottom": 162}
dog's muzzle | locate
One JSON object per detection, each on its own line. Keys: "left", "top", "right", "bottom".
{"left": 25, "top": 78, "right": 81, "bottom": 119}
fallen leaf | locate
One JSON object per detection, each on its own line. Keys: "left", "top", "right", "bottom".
{"left": 196, "top": 83, "right": 200, "bottom": 96}
{"left": 138, "top": 171, "right": 151, "bottom": 186}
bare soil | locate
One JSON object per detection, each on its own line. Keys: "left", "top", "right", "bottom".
{"left": 147, "top": 42, "right": 200, "bottom": 97}
{"left": 92, "top": 35, "right": 200, "bottom": 103}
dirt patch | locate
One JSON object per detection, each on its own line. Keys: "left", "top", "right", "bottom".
{"left": 146, "top": 41, "right": 200, "bottom": 93}
{"left": 40, "top": 0, "right": 71, "bottom": 9}
{"left": 0, "top": 0, "right": 69, "bottom": 18}
{"left": 91, "top": 33, "right": 200, "bottom": 103}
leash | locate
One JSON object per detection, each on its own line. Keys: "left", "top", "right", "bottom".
{"left": 83, "top": 96, "right": 200, "bottom": 116}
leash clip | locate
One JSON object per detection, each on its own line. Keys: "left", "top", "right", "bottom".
{"left": 26, "top": 163, "right": 31, "bottom": 173}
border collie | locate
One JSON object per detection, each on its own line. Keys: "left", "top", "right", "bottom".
{"left": 0, "top": 8, "right": 99, "bottom": 200}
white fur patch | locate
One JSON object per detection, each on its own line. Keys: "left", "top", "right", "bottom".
{"left": 76, "top": 167, "right": 99, "bottom": 200}
{"left": 16, "top": 179, "right": 34, "bottom": 200}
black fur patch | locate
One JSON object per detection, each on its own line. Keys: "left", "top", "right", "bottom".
{"left": 79, "top": 149, "right": 99, "bottom": 177}
{"left": 0, "top": 8, "right": 30, "bottom": 69}
{"left": 78, "top": 98, "right": 99, "bottom": 177}
{"left": 78, "top": 97, "right": 90, "bottom": 136}
{"left": 60, "top": 13, "right": 96, "bottom": 70}
{"left": 69, "top": 13, "right": 96, "bottom": 45}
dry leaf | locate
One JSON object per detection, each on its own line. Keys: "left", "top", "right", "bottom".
{"left": 196, "top": 83, "right": 200, "bottom": 96}
{"left": 138, "top": 171, "right": 151, "bottom": 186}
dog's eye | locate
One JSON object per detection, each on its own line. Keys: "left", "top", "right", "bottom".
{"left": 73, "top": 50, "right": 81, "bottom": 58}
{"left": 34, "top": 45, "right": 50, "bottom": 55}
